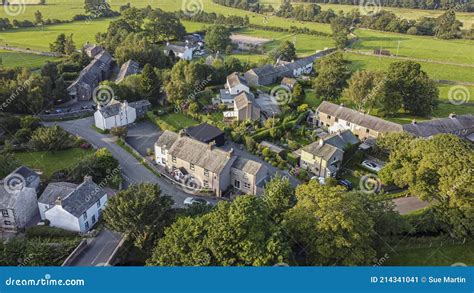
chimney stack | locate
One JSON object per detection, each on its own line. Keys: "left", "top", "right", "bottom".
{"left": 208, "top": 141, "right": 216, "bottom": 150}
{"left": 449, "top": 113, "right": 456, "bottom": 119}
{"left": 55, "top": 197, "right": 62, "bottom": 206}
{"left": 411, "top": 119, "right": 417, "bottom": 125}
{"left": 84, "top": 175, "right": 93, "bottom": 183}
{"left": 318, "top": 138, "right": 324, "bottom": 146}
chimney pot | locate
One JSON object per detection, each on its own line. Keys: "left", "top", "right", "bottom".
{"left": 84, "top": 175, "right": 93, "bottom": 183}
{"left": 449, "top": 113, "right": 456, "bottom": 119}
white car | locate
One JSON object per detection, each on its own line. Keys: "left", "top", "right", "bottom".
{"left": 183, "top": 197, "right": 210, "bottom": 206}
{"left": 361, "top": 160, "right": 382, "bottom": 173}
{"left": 194, "top": 50, "right": 205, "bottom": 56}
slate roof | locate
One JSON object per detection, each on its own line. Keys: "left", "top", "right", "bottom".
{"left": 232, "top": 157, "right": 264, "bottom": 175}
{"left": 323, "top": 130, "right": 360, "bottom": 150}
{"left": 155, "top": 130, "right": 179, "bottom": 149}
{"left": 184, "top": 123, "right": 224, "bottom": 144}
{"left": 235, "top": 92, "right": 258, "bottom": 111}
{"left": 167, "top": 136, "right": 233, "bottom": 174}
{"left": 301, "top": 141, "right": 342, "bottom": 161}
{"left": 116, "top": 60, "right": 140, "bottom": 83}
{"left": 98, "top": 99, "right": 150, "bottom": 118}
{"left": 317, "top": 101, "right": 403, "bottom": 133}
{"left": 402, "top": 114, "right": 474, "bottom": 138}
{"left": 0, "top": 166, "right": 39, "bottom": 209}
{"left": 39, "top": 180, "right": 107, "bottom": 217}
{"left": 227, "top": 72, "right": 247, "bottom": 88}
{"left": 68, "top": 50, "right": 113, "bottom": 91}
{"left": 165, "top": 42, "right": 193, "bottom": 54}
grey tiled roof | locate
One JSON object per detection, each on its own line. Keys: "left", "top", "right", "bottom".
{"left": 155, "top": 130, "right": 179, "bottom": 149}
{"left": 116, "top": 60, "right": 140, "bottom": 83}
{"left": 40, "top": 180, "right": 106, "bottom": 217}
{"left": 68, "top": 50, "right": 113, "bottom": 91}
{"left": 232, "top": 157, "right": 264, "bottom": 175}
{"left": 168, "top": 136, "right": 233, "bottom": 174}
{"left": 402, "top": 114, "right": 474, "bottom": 138}
{"left": 0, "top": 166, "right": 39, "bottom": 209}
{"left": 235, "top": 92, "right": 258, "bottom": 111}
{"left": 301, "top": 141, "right": 342, "bottom": 161}
{"left": 317, "top": 101, "right": 403, "bottom": 133}
{"left": 323, "top": 130, "right": 360, "bottom": 150}
{"left": 227, "top": 72, "right": 247, "bottom": 88}
{"left": 184, "top": 123, "right": 224, "bottom": 144}
{"left": 98, "top": 100, "right": 150, "bottom": 118}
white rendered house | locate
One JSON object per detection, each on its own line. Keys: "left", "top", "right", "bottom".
{"left": 94, "top": 99, "right": 150, "bottom": 131}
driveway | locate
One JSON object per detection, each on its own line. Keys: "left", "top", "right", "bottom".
{"left": 393, "top": 196, "right": 429, "bottom": 215}
{"left": 45, "top": 117, "right": 216, "bottom": 207}
{"left": 125, "top": 121, "right": 161, "bottom": 156}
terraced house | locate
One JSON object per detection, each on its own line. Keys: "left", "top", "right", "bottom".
{"left": 155, "top": 131, "right": 268, "bottom": 196}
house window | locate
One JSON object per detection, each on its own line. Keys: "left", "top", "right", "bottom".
{"left": 96, "top": 200, "right": 101, "bottom": 208}
{"left": 366, "top": 129, "right": 370, "bottom": 133}
{"left": 244, "top": 182, "right": 251, "bottom": 189}
{"left": 161, "top": 149, "right": 166, "bottom": 155}
{"left": 234, "top": 180, "right": 241, "bottom": 189}
{"left": 203, "top": 180, "right": 209, "bottom": 188}
{"left": 85, "top": 221, "right": 90, "bottom": 230}
{"left": 4, "top": 220, "right": 11, "bottom": 225}
{"left": 190, "top": 163, "right": 195, "bottom": 171}
{"left": 335, "top": 118, "right": 339, "bottom": 122}
{"left": 92, "top": 215, "right": 96, "bottom": 224}
{"left": 204, "top": 169, "right": 209, "bottom": 177}
{"left": 172, "top": 156, "right": 176, "bottom": 163}
{"left": 1, "top": 210, "right": 8, "bottom": 217}
{"left": 327, "top": 115, "right": 331, "bottom": 120}
{"left": 82, "top": 212, "right": 87, "bottom": 221}
{"left": 346, "top": 122, "right": 351, "bottom": 127}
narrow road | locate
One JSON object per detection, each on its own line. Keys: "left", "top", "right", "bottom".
{"left": 393, "top": 196, "right": 429, "bottom": 215}
{"left": 70, "top": 229, "right": 123, "bottom": 266}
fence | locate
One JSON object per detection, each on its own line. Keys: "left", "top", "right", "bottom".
{"left": 0, "top": 45, "right": 63, "bottom": 57}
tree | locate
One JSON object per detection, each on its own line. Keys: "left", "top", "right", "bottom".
{"left": 383, "top": 61, "right": 438, "bottom": 116}
{"left": 115, "top": 33, "right": 167, "bottom": 68}
{"left": 284, "top": 182, "right": 376, "bottom": 265}
{"left": 144, "top": 9, "right": 185, "bottom": 43}
{"left": 434, "top": 10, "right": 462, "bottom": 39}
{"left": 0, "top": 153, "right": 20, "bottom": 178}
{"left": 64, "top": 34, "right": 76, "bottom": 55}
{"left": 110, "top": 126, "right": 128, "bottom": 139}
{"left": 330, "top": 16, "right": 351, "bottom": 49}
{"left": 103, "top": 183, "right": 175, "bottom": 250}
{"left": 343, "top": 70, "right": 385, "bottom": 113}
{"left": 292, "top": 83, "right": 304, "bottom": 104}
{"left": 50, "top": 34, "right": 66, "bottom": 54}
{"left": 84, "top": 0, "right": 111, "bottom": 15}
{"left": 68, "top": 148, "right": 120, "bottom": 186}
{"left": 204, "top": 25, "right": 231, "bottom": 53}
{"left": 379, "top": 134, "right": 474, "bottom": 238}
{"left": 140, "top": 64, "right": 162, "bottom": 101}
{"left": 313, "top": 52, "right": 351, "bottom": 101}
{"left": 269, "top": 40, "right": 296, "bottom": 62}
{"left": 29, "top": 126, "right": 73, "bottom": 152}
{"left": 165, "top": 60, "right": 209, "bottom": 106}
{"left": 34, "top": 10, "right": 43, "bottom": 25}
{"left": 263, "top": 175, "right": 296, "bottom": 222}
{"left": 148, "top": 195, "right": 291, "bottom": 266}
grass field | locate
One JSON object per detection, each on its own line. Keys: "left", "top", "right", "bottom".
{"left": 385, "top": 242, "right": 474, "bottom": 266}
{"left": 0, "top": 50, "right": 60, "bottom": 68}
{"left": 147, "top": 111, "right": 199, "bottom": 132}
{"left": 13, "top": 147, "right": 94, "bottom": 179}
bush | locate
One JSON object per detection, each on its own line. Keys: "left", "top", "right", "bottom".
{"left": 25, "top": 226, "right": 78, "bottom": 238}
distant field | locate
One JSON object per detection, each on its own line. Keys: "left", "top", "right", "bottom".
{"left": 0, "top": 50, "right": 59, "bottom": 68}
{"left": 259, "top": 1, "right": 474, "bottom": 28}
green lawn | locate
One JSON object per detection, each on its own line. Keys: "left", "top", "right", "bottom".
{"left": 147, "top": 112, "right": 199, "bottom": 132}
{"left": 386, "top": 242, "right": 474, "bottom": 266}
{"left": 0, "top": 50, "right": 60, "bottom": 69}
{"left": 13, "top": 147, "right": 94, "bottom": 179}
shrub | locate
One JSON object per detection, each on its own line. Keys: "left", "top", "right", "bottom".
{"left": 25, "top": 226, "right": 78, "bottom": 238}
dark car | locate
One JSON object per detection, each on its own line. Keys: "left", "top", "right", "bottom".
{"left": 338, "top": 179, "right": 353, "bottom": 191}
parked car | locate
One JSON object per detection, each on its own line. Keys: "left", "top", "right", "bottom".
{"left": 184, "top": 197, "right": 210, "bottom": 206}
{"left": 338, "top": 179, "right": 353, "bottom": 191}
{"left": 194, "top": 50, "right": 205, "bottom": 56}
{"left": 361, "top": 160, "right": 382, "bottom": 173}
{"left": 311, "top": 176, "right": 326, "bottom": 185}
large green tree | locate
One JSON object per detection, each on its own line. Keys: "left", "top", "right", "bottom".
{"left": 140, "top": 64, "right": 162, "bottom": 102}
{"left": 313, "top": 52, "right": 351, "bottom": 101}
{"left": 115, "top": 33, "right": 168, "bottom": 68}
{"left": 148, "top": 195, "right": 291, "bottom": 266}
{"left": 0, "top": 153, "right": 20, "bottom": 178}
{"left": 144, "top": 9, "right": 185, "bottom": 43}
{"left": 330, "top": 16, "right": 351, "bottom": 50}
{"left": 284, "top": 182, "right": 376, "bottom": 265}
{"left": 204, "top": 25, "right": 231, "bottom": 54}
{"left": 379, "top": 134, "right": 474, "bottom": 238}
{"left": 29, "top": 126, "right": 73, "bottom": 152}
{"left": 263, "top": 175, "right": 296, "bottom": 222}
{"left": 268, "top": 40, "right": 297, "bottom": 62}
{"left": 103, "top": 183, "right": 175, "bottom": 250}
{"left": 343, "top": 70, "right": 385, "bottom": 113}
{"left": 434, "top": 10, "right": 462, "bottom": 39}
{"left": 382, "top": 61, "right": 438, "bottom": 116}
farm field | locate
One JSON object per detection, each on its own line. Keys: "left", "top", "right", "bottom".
{"left": 0, "top": 50, "right": 60, "bottom": 69}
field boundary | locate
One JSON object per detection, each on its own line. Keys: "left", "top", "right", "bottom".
{"left": 0, "top": 45, "right": 63, "bottom": 57}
